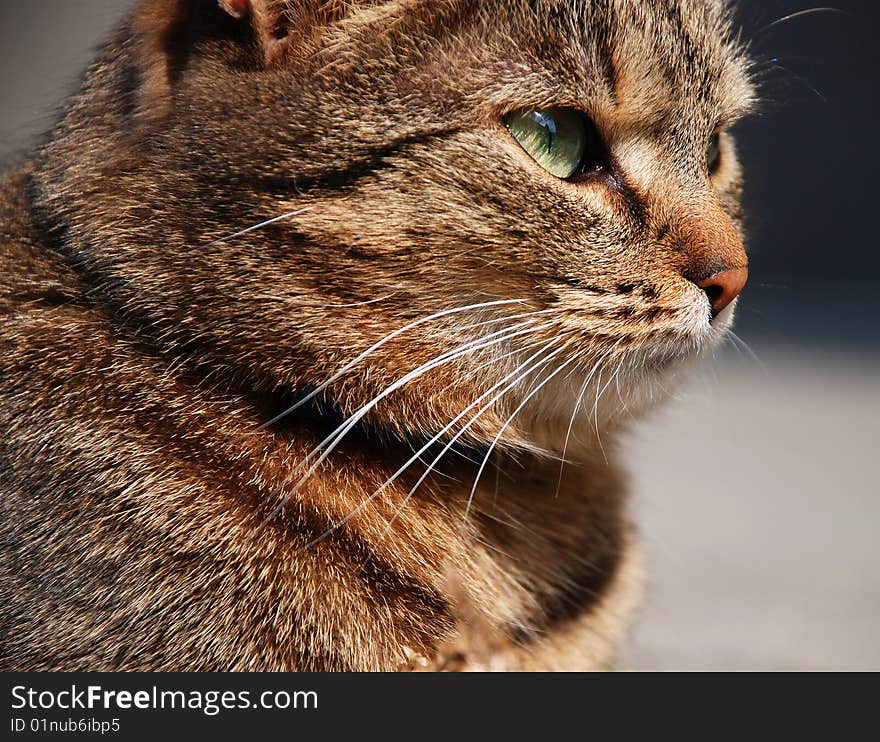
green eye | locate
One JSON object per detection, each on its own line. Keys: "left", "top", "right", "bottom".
{"left": 707, "top": 132, "right": 721, "bottom": 173}
{"left": 505, "top": 107, "right": 595, "bottom": 179}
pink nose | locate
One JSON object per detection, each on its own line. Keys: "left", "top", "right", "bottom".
{"left": 696, "top": 267, "right": 748, "bottom": 316}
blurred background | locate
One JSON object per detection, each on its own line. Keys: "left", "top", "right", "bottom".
{"left": 1, "top": 0, "right": 877, "bottom": 670}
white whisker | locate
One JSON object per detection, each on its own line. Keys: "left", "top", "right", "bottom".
{"left": 205, "top": 207, "right": 312, "bottom": 247}
{"left": 250, "top": 293, "right": 396, "bottom": 309}
{"left": 456, "top": 307, "right": 560, "bottom": 333}
{"left": 553, "top": 344, "right": 615, "bottom": 499}
{"left": 757, "top": 7, "right": 847, "bottom": 36}
{"left": 268, "top": 321, "right": 554, "bottom": 524}
{"left": 463, "top": 342, "right": 588, "bottom": 524}
{"left": 725, "top": 329, "right": 768, "bottom": 375}
{"left": 593, "top": 356, "right": 625, "bottom": 464}
{"left": 291, "top": 318, "right": 549, "bottom": 468}
{"left": 373, "top": 338, "right": 570, "bottom": 543}
{"left": 258, "top": 298, "right": 528, "bottom": 430}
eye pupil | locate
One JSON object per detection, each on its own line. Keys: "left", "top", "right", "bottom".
{"left": 505, "top": 107, "right": 606, "bottom": 180}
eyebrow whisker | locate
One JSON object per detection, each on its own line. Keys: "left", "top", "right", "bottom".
{"left": 204, "top": 207, "right": 313, "bottom": 247}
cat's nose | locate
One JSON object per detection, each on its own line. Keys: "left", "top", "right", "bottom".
{"left": 674, "top": 197, "right": 748, "bottom": 317}
{"left": 695, "top": 267, "right": 748, "bottom": 316}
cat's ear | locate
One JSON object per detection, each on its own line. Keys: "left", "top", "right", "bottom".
{"left": 134, "top": 1, "right": 364, "bottom": 82}
{"left": 131, "top": 0, "right": 361, "bottom": 118}
{"left": 131, "top": 0, "right": 253, "bottom": 120}
{"left": 217, "top": 0, "right": 368, "bottom": 67}
{"left": 217, "top": 0, "right": 291, "bottom": 66}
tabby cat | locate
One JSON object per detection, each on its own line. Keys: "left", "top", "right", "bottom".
{"left": 0, "top": 0, "right": 753, "bottom": 670}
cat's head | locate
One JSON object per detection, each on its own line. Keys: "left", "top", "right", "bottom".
{"left": 42, "top": 0, "right": 755, "bottom": 447}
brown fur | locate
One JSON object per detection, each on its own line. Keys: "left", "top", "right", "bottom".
{"left": 0, "top": 0, "right": 754, "bottom": 670}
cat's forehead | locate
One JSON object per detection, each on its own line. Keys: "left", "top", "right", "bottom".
{"left": 501, "top": 0, "right": 754, "bottom": 129}
{"left": 304, "top": 0, "right": 754, "bottom": 139}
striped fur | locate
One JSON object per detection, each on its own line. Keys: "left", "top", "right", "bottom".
{"left": 0, "top": 0, "right": 753, "bottom": 670}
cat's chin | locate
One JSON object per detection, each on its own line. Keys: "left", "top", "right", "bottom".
{"left": 636, "top": 300, "right": 736, "bottom": 377}
{"left": 599, "top": 301, "right": 738, "bottom": 421}
{"left": 507, "top": 302, "right": 738, "bottom": 454}
{"left": 649, "top": 301, "right": 734, "bottom": 363}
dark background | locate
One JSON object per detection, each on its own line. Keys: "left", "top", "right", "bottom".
{"left": 1, "top": 1, "right": 877, "bottom": 670}
{"left": 732, "top": 0, "right": 880, "bottom": 347}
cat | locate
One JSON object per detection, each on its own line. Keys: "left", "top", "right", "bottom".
{"left": 0, "top": 0, "right": 753, "bottom": 671}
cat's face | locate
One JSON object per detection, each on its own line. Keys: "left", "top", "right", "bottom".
{"left": 65, "top": 0, "right": 755, "bottom": 443}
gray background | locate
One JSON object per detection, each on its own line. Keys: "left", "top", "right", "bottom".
{"left": 1, "top": 1, "right": 877, "bottom": 670}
